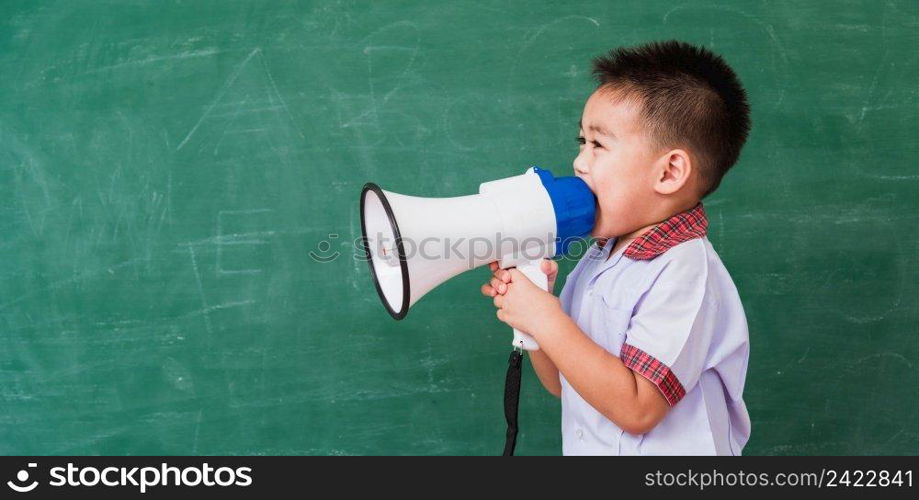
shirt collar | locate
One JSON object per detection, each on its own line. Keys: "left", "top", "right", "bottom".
{"left": 621, "top": 203, "right": 709, "bottom": 260}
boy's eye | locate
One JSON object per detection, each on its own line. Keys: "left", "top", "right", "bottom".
{"left": 576, "top": 136, "right": 603, "bottom": 149}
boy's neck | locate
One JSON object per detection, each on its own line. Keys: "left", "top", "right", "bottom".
{"left": 601, "top": 200, "right": 701, "bottom": 260}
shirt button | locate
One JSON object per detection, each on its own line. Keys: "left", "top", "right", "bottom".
{"left": 576, "top": 428, "right": 584, "bottom": 440}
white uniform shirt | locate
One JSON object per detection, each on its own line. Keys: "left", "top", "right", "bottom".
{"left": 557, "top": 203, "right": 751, "bottom": 455}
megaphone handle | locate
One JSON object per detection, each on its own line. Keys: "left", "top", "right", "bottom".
{"left": 510, "top": 259, "right": 548, "bottom": 351}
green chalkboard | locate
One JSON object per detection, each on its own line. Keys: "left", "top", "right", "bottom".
{"left": 1, "top": 0, "right": 918, "bottom": 455}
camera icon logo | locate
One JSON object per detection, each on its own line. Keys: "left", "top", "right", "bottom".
{"left": 7, "top": 463, "right": 38, "bottom": 493}
{"left": 309, "top": 233, "right": 341, "bottom": 263}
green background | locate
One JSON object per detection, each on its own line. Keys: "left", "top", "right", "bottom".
{"left": 2, "top": 0, "right": 917, "bottom": 455}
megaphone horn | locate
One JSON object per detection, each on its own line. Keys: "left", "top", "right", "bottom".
{"left": 360, "top": 166, "right": 596, "bottom": 350}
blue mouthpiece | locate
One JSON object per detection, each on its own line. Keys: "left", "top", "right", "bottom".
{"left": 532, "top": 166, "right": 597, "bottom": 256}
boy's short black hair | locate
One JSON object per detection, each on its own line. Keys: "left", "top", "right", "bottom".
{"left": 591, "top": 40, "right": 751, "bottom": 198}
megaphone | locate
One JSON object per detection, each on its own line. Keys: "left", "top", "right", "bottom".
{"left": 360, "top": 166, "right": 595, "bottom": 350}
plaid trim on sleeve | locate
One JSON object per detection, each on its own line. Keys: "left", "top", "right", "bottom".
{"left": 623, "top": 203, "right": 708, "bottom": 260}
{"left": 620, "top": 343, "right": 686, "bottom": 407}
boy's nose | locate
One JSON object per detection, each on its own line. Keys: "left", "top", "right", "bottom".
{"left": 572, "top": 164, "right": 594, "bottom": 193}
{"left": 573, "top": 156, "right": 590, "bottom": 176}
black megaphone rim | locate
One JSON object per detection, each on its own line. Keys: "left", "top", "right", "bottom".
{"left": 359, "top": 183, "right": 411, "bottom": 320}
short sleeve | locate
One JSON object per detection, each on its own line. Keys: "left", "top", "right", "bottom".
{"left": 619, "top": 246, "right": 713, "bottom": 407}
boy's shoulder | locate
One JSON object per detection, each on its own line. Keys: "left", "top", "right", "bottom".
{"left": 611, "top": 235, "right": 738, "bottom": 311}
{"left": 646, "top": 235, "right": 717, "bottom": 272}
{"left": 620, "top": 202, "right": 735, "bottom": 290}
{"left": 640, "top": 237, "right": 743, "bottom": 315}
{"left": 628, "top": 237, "right": 714, "bottom": 293}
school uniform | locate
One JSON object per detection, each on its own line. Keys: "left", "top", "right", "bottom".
{"left": 558, "top": 203, "right": 750, "bottom": 455}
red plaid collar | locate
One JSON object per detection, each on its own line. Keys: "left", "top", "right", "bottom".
{"left": 622, "top": 203, "right": 708, "bottom": 260}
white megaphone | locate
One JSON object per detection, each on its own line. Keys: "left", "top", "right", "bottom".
{"left": 360, "top": 166, "right": 596, "bottom": 350}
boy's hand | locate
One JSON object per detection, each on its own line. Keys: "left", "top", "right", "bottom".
{"left": 480, "top": 260, "right": 558, "bottom": 296}
{"left": 480, "top": 261, "right": 563, "bottom": 335}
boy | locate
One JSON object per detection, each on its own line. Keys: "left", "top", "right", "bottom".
{"left": 481, "top": 40, "right": 751, "bottom": 455}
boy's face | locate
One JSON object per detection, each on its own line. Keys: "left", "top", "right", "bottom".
{"left": 574, "top": 89, "right": 662, "bottom": 239}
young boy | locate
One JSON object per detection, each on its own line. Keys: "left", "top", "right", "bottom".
{"left": 481, "top": 40, "right": 751, "bottom": 455}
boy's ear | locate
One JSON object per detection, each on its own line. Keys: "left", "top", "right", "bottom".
{"left": 652, "top": 149, "right": 693, "bottom": 195}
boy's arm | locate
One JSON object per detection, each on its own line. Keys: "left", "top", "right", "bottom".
{"left": 534, "top": 310, "right": 669, "bottom": 435}
{"left": 527, "top": 348, "right": 561, "bottom": 398}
